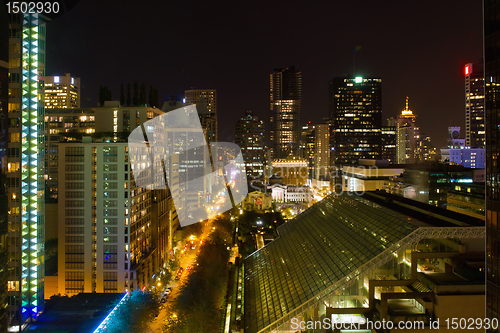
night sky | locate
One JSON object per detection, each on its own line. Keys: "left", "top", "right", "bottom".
{"left": 46, "top": 0, "right": 483, "bottom": 148}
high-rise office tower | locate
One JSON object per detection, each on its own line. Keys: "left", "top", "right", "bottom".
{"left": 45, "top": 73, "right": 80, "bottom": 109}
{"left": 234, "top": 110, "right": 265, "bottom": 175}
{"left": 270, "top": 66, "right": 302, "bottom": 159}
{"left": 485, "top": 1, "right": 500, "bottom": 325}
{"left": 184, "top": 89, "right": 217, "bottom": 143}
{"left": 381, "top": 126, "right": 397, "bottom": 163}
{"left": 58, "top": 142, "right": 136, "bottom": 295}
{"left": 417, "top": 134, "right": 437, "bottom": 162}
{"left": 57, "top": 140, "right": 175, "bottom": 295}
{"left": 299, "top": 122, "right": 315, "bottom": 159}
{"left": 0, "top": 4, "right": 9, "bottom": 332}
{"left": 396, "top": 97, "right": 419, "bottom": 164}
{"left": 329, "top": 77, "right": 382, "bottom": 165}
{"left": 300, "top": 122, "right": 316, "bottom": 179}
{"left": 465, "top": 63, "right": 485, "bottom": 148}
{"left": 7, "top": 13, "right": 46, "bottom": 331}
{"left": 314, "top": 122, "right": 330, "bottom": 181}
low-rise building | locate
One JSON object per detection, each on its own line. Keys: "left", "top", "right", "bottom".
{"left": 440, "top": 147, "right": 485, "bottom": 169}
{"left": 242, "top": 191, "right": 273, "bottom": 212}
{"left": 342, "top": 160, "right": 404, "bottom": 193}
{"left": 384, "top": 163, "right": 485, "bottom": 208}
{"left": 268, "top": 184, "right": 311, "bottom": 203}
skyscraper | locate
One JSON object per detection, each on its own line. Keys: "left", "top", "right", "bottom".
{"left": 396, "top": 97, "right": 419, "bottom": 164}
{"left": 7, "top": 13, "right": 46, "bottom": 331}
{"left": 465, "top": 63, "right": 485, "bottom": 148}
{"left": 57, "top": 140, "right": 157, "bottom": 295}
{"left": 484, "top": 1, "right": 500, "bottom": 325}
{"left": 184, "top": 89, "right": 217, "bottom": 143}
{"left": 270, "top": 66, "right": 301, "bottom": 159}
{"left": 314, "top": 122, "right": 330, "bottom": 181}
{"left": 45, "top": 73, "right": 80, "bottom": 109}
{"left": 234, "top": 110, "right": 265, "bottom": 175}
{"left": 301, "top": 122, "right": 316, "bottom": 179}
{"left": 381, "top": 126, "right": 397, "bottom": 163}
{"left": 0, "top": 4, "right": 9, "bottom": 332}
{"left": 329, "top": 77, "right": 382, "bottom": 165}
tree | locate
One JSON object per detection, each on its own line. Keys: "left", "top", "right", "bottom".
{"left": 163, "top": 219, "right": 231, "bottom": 333}
{"left": 133, "top": 81, "right": 139, "bottom": 106}
{"left": 120, "top": 83, "right": 125, "bottom": 106}
{"left": 98, "top": 85, "right": 112, "bottom": 106}
{"left": 126, "top": 83, "right": 131, "bottom": 106}
{"left": 140, "top": 82, "right": 147, "bottom": 105}
{"left": 153, "top": 87, "right": 159, "bottom": 108}
{"left": 104, "top": 86, "right": 112, "bottom": 103}
{"left": 148, "top": 85, "right": 154, "bottom": 107}
{"left": 99, "top": 84, "right": 104, "bottom": 106}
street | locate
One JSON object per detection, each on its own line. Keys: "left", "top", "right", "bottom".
{"left": 149, "top": 220, "right": 214, "bottom": 332}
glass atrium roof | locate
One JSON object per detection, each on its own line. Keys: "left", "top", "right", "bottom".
{"left": 244, "top": 193, "right": 418, "bottom": 333}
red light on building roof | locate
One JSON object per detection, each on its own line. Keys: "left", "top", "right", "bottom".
{"left": 465, "top": 65, "right": 470, "bottom": 75}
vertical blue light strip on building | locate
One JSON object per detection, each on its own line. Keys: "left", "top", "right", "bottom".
{"left": 20, "top": 13, "right": 41, "bottom": 321}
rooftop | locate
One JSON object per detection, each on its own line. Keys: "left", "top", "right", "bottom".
{"left": 243, "top": 192, "right": 485, "bottom": 332}
{"left": 244, "top": 193, "right": 418, "bottom": 333}
{"left": 26, "top": 293, "right": 124, "bottom": 333}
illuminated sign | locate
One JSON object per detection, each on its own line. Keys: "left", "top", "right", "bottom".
{"left": 355, "top": 77, "right": 363, "bottom": 83}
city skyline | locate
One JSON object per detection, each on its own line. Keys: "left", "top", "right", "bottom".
{"left": 45, "top": 0, "right": 482, "bottom": 148}
{"left": 1, "top": 2, "right": 493, "bottom": 332}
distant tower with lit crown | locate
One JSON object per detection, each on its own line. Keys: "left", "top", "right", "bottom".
{"left": 396, "top": 97, "right": 419, "bottom": 164}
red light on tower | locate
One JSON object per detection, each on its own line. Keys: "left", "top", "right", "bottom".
{"left": 465, "top": 63, "right": 473, "bottom": 76}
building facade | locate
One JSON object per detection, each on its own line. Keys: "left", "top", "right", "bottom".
{"left": 44, "top": 103, "right": 162, "bottom": 201}
{"left": 0, "top": 4, "right": 9, "bottom": 331}
{"left": 272, "top": 157, "right": 308, "bottom": 186}
{"left": 267, "top": 184, "right": 311, "bottom": 203}
{"left": 44, "top": 73, "right": 80, "bottom": 109}
{"left": 441, "top": 126, "right": 485, "bottom": 169}
{"left": 484, "top": 1, "right": 500, "bottom": 325}
{"left": 465, "top": 63, "right": 485, "bottom": 148}
{"left": 314, "top": 122, "right": 330, "bottom": 181}
{"left": 329, "top": 77, "right": 382, "bottom": 166}
{"left": 440, "top": 147, "right": 486, "bottom": 169}
{"left": 184, "top": 89, "right": 217, "bottom": 143}
{"left": 396, "top": 97, "right": 419, "bottom": 164}
{"left": 7, "top": 13, "right": 46, "bottom": 331}
{"left": 381, "top": 126, "right": 397, "bottom": 163}
{"left": 300, "top": 122, "right": 315, "bottom": 179}
{"left": 57, "top": 141, "right": 161, "bottom": 296}
{"left": 235, "top": 110, "right": 265, "bottom": 175}
{"left": 270, "top": 66, "right": 302, "bottom": 159}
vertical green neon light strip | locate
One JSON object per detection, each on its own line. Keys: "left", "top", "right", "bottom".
{"left": 20, "top": 13, "right": 40, "bottom": 320}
